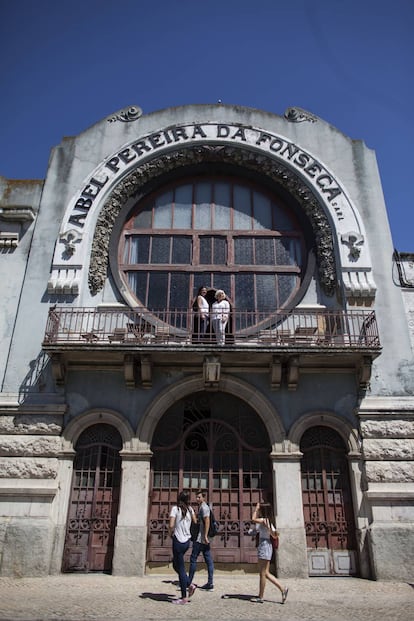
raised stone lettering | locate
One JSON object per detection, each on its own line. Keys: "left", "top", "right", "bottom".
{"left": 132, "top": 140, "right": 152, "bottom": 156}
{"left": 269, "top": 138, "right": 283, "bottom": 152}
{"left": 231, "top": 127, "right": 246, "bottom": 141}
{"left": 163, "top": 130, "right": 173, "bottom": 144}
{"left": 105, "top": 157, "right": 120, "bottom": 173}
{"left": 171, "top": 127, "right": 189, "bottom": 141}
{"left": 68, "top": 197, "right": 93, "bottom": 227}
{"left": 82, "top": 184, "right": 101, "bottom": 198}
{"left": 294, "top": 152, "right": 310, "bottom": 168}
{"left": 255, "top": 132, "right": 272, "bottom": 146}
{"left": 304, "top": 162, "right": 322, "bottom": 177}
{"left": 74, "top": 197, "right": 93, "bottom": 211}
{"left": 118, "top": 148, "right": 137, "bottom": 164}
{"left": 316, "top": 174, "right": 342, "bottom": 202}
{"left": 191, "top": 125, "right": 207, "bottom": 139}
{"left": 89, "top": 176, "right": 108, "bottom": 189}
{"left": 322, "top": 186, "right": 342, "bottom": 202}
{"left": 69, "top": 213, "right": 87, "bottom": 227}
{"left": 280, "top": 143, "right": 299, "bottom": 160}
{"left": 66, "top": 122, "right": 346, "bottom": 233}
{"left": 217, "top": 124, "right": 230, "bottom": 138}
{"left": 149, "top": 133, "right": 165, "bottom": 149}
{"left": 316, "top": 174, "right": 334, "bottom": 188}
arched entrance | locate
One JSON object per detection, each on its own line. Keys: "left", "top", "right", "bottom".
{"left": 300, "top": 425, "right": 357, "bottom": 576}
{"left": 62, "top": 423, "right": 122, "bottom": 572}
{"left": 148, "top": 391, "right": 272, "bottom": 567}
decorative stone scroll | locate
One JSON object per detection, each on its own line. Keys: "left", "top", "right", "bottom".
{"left": 88, "top": 144, "right": 337, "bottom": 297}
{"left": 107, "top": 105, "right": 143, "bottom": 123}
{"left": 284, "top": 107, "right": 317, "bottom": 123}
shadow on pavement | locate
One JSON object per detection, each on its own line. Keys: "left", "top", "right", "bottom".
{"left": 221, "top": 594, "right": 256, "bottom": 601}
{"left": 140, "top": 592, "right": 173, "bottom": 602}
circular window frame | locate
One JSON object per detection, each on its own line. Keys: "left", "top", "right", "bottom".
{"left": 97, "top": 145, "right": 335, "bottom": 322}
{"left": 117, "top": 172, "right": 310, "bottom": 319}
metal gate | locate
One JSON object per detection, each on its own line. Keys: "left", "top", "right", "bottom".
{"left": 62, "top": 423, "right": 122, "bottom": 572}
{"left": 300, "top": 425, "right": 357, "bottom": 576}
{"left": 148, "top": 392, "right": 272, "bottom": 566}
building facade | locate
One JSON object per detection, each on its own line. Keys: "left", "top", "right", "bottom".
{"left": 0, "top": 103, "right": 413, "bottom": 581}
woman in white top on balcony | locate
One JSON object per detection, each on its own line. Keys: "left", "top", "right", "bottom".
{"left": 193, "top": 286, "right": 209, "bottom": 342}
{"left": 211, "top": 289, "right": 230, "bottom": 346}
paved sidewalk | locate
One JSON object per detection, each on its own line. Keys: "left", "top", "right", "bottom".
{"left": 0, "top": 573, "right": 412, "bottom": 621}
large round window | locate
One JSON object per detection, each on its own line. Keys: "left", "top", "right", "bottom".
{"left": 118, "top": 176, "right": 309, "bottom": 326}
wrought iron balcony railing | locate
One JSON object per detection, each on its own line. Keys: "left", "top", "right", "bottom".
{"left": 43, "top": 307, "right": 380, "bottom": 349}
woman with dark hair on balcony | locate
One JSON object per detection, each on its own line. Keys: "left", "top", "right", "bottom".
{"left": 192, "top": 286, "right": 209, "bottom": 342}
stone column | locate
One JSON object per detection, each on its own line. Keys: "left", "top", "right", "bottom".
{"left": 271, "top": 453, "right": 308, "bottom": 578}
{"left": 347, "top": 452, "right": 372, "bottom": 579}
{"left": 112, "top": 450, "right": 152, "bottom": 576}
{"left": 359, "top": 399, "right": 414, "bottom": 582}
{"left": 49, "top": 450, "right": 76, "bottom": 574}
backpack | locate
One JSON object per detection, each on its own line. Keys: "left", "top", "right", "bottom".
{"left": 208, "top": 508, "right": 219, "bottom": 538}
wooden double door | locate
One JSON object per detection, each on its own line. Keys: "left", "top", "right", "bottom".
{"left": 148, "top": 392, "right": 272, "bottom": 566}
{"left": 301, "top": 426, "right": 357, "bottom": 576}
{"left": 62, "top": 424, "right": 122, "bottom": 572}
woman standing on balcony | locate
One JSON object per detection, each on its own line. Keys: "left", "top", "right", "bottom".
{"left": 192, "top": 286, "right": 209, "bottom": 342}
{"left": 211, "top": 289, "right": 230, "bottom": 346}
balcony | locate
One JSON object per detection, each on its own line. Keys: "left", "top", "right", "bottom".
{"left": 42, "top": 307, "right": 381, "bottom": 390}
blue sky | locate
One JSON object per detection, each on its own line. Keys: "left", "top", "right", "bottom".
{"left": 1, "top": 0, "right": 413, "bottom": 250}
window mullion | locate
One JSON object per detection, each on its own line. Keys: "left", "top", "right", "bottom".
{"left": 193, "top": 233, "right": 199, "bottom": 266}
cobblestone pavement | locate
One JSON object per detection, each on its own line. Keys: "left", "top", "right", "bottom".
{"left": 0, "top": 573, "right": 413, "bottom": 621}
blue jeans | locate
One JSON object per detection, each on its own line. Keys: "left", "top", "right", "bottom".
{"left": 172, "top": 536, "right": 191, "bottom": 598}
{"left": 188, "top": 541, "right": 214, "bottom": 586}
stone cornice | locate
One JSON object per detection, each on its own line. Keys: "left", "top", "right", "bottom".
{"left": 358, "top": 396, "right": 414, "bottom": 416}
{"left": 0, "top": 205, "right": 36, "bottom": 222}
{"left": 270, "top": 451, "right": 303, "bottom": 461}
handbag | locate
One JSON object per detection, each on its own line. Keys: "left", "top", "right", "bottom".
{"left": 271, "top": 532, "right": 279, "bottom": 550}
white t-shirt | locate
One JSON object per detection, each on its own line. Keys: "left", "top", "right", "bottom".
{"left": 197, "top": 501, "right": 211, "bottom": 542}
{"left": 170, "top": 505, "right": 195, "bottom": 543}
{"left": 197, "top": 296, "right": 209, "bottom": 317}
{"left": 212, "top": 299, "right": 230, "bottom": 321}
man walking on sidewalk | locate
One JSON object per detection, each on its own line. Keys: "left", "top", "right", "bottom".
{"left": 188, "top": 490, "right": 215, "bottom": 595}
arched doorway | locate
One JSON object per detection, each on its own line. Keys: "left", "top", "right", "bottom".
{"left": 62, "top": 423, "right": 122, "bottom": 572}
{"left": 300, "top": 425, "right": 357, "bottom": 576}
{"left": 148, "top": 392, "right": 272, "bottom": 567}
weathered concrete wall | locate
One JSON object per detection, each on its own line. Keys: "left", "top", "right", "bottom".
{"left": 0, "top": 177, "right": 43, "bottom": 388}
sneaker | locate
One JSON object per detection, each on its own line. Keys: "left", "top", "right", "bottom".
{"left": 282, "top": 587, "right": 289, "bottom": 604}
{"left": 251, "top": 597, "right": 264, "bottom": 603}
{"left": 172, "top": 598, "right": 188, "bottom": 605}
{"left": 200, "top": 583, "right": 214, "bottom": 591}
{"left": 188, "top": 583, "right": 197, "bottom": 597}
